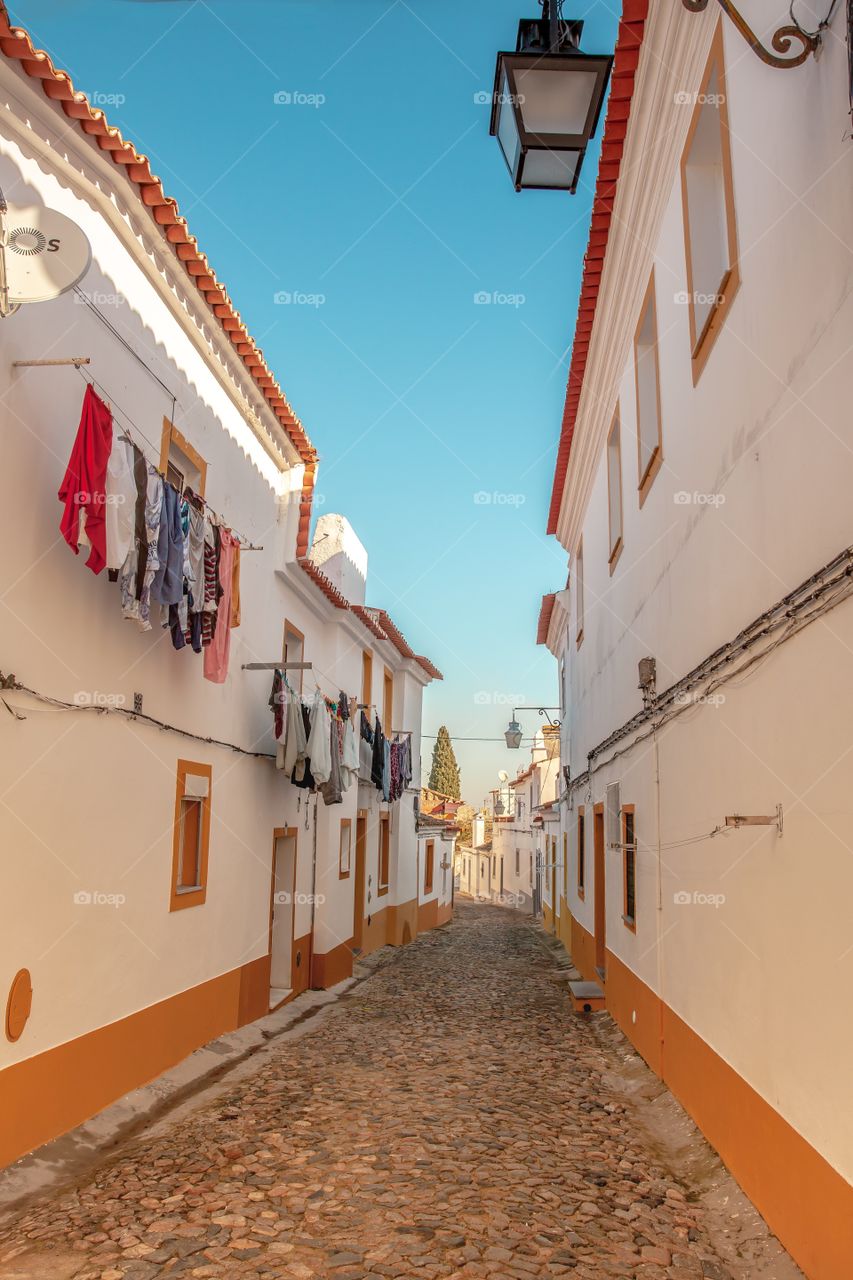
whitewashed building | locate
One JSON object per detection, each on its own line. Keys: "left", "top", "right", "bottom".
{"left": 0, "top": 13, "right": 442, "bottom": 1170}
{"left": 539, "top": 1, "right": 853, "bottom": 1275}
{"left": 490, "top": 728, "right": 561, "bottom": 912}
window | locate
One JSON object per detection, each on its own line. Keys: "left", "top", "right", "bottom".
{"left": 622, "top": 805, "right": 637, "bottom": 930}
{"left": 577, "top": 806, "right": 585, "bottom": 898}
{"left": 515, "top": 848, "right": 520, "bottom": 876}
{"left": 378, "top": 815, "right": 390, "bottom": 895}
{"left": 606, "top": 412, "right": 623, "bottom": 570}
{"left": 361, "top": 650, "right": 373, "bottom": 716}
{"left": 424, "top": 840, "right": 435, "bottom": 894}
{"left": 681, "top": 25, "right": 739, "bottom": 382}
{"left": 383, "top": 668, "right": 394, "bottom": 735}
{"left": 575, "top": 539, "right": 584, "bottom": 647}
{"left": 283, "top": 621, "right": 305, "bottom": 694}
{"left": 634, "top": 273, "right": 663, "bottom": 506}
{"left": 339, "top": 818, "right": 352, "bottom": 879}
{"left": 160, "top": 418, "right": 207, "bottom": 497}
{"left": 170, "top": 761, "right": 212, "bottom": 911}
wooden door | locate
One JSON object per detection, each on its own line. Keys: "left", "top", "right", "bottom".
{"left": 270, "top": 830, "right": 297, "bottom": 992}
{"left": 594, "top": 804, "right": 606, "bottom": 977}
{"left": 353, "top": 812, "right": 367, "bottom": 950}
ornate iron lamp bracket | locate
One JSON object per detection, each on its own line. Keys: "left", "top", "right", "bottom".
{"left": 682, "top": 0, "right": 820, "bottom": 68}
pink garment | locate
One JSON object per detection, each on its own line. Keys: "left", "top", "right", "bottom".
{"left": 203, "top": 528, "right": 236, "bottom": 684}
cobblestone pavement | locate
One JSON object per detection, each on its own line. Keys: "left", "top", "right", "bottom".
{"left": 0, "top": 903, "right": 777, "bottom": 1279}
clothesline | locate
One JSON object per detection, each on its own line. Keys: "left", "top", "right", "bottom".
{"left": 74, "top": 366, "right": 262, "bottom": 551}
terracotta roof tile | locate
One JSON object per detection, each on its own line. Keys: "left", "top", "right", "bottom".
{"left": 546, "top": 1, "right": 649, "bottom": 536}
{"left": 0, "top": 11, "right": 316, "bottom": 470}
{"left": 537, "top": 592, "right": 556, "bottom": 645}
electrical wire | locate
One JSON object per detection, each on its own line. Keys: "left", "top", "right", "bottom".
{"left": 0, "top": 675, "right": 276, "bottom": 760}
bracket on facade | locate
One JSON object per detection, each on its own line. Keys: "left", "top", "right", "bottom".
{"left": 725, "top": 804, "right": 784, "bottom": 837}
{"left": 12, "top": 357, "right": 91, "bottom": 368}
{"left": 241, "top": 661, "right": 313, "bottom": 672}
{"left": 681, "top": 0, "right": 820, "bottom": 68}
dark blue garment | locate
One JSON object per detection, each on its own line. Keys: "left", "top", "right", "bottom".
{"left": 151, "top": 482, "right": 184, "bottom": 606}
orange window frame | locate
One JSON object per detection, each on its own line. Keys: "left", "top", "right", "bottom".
{"left": 622, "top": 804, "right": 637, "bottom": 931}
{"left": 378, "top": 814, "right": 390, "bottom": 895}
{"left": 424, "top": 839, "right": 435, "bottom": 894}
{"left": 577, "top": 805, "right": 585, "bottom": 899}
{"left": 283, "top": 619, "right": 305, "bottom": 694}
{"left": 606, "top": 411, "right": 624, "bottom": 572}
{"left": 633, "top": 270, "right": 664, "bottom": 507}
{"left": 160, "top": 418, "right": 207, "bottom": 497}
{"left": 383, "top": 667, "right": 394, "bottom": 734}
{"left": 680, "top": 22, "right": 740, "bottom": 384}
{"left": 575, "top": 539, "right": 585, "bottom": 648}
{"left": 361, "top": 649, "right": 373, "bottom": 716}
{"left": 170, "top": 760, "right": 212, "bottom": 912}
{"left": 339, "top": 818, "right": 352, "bottom": 880}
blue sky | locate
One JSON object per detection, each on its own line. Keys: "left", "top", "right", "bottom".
{"left": 11, "top": 0, "right": 618, "bottom": 803}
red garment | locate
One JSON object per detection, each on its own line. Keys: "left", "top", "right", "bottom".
{"left": 58, "top": 385, "right": 113, "bottom": 574}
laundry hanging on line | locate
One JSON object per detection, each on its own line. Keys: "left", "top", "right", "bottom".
{"left": 58, "top": 382, "right": 243, "bottom": 683}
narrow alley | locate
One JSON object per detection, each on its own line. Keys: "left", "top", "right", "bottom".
{"left": 0, "top": 903, "right": 797, "bottom": 1280}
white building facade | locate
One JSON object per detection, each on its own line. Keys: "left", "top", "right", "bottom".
{"left": 540, "top": 3, "right": 853, "bottom": 1276}
{"left": 0, "top": 15, "right": 442, "bottom": 1170}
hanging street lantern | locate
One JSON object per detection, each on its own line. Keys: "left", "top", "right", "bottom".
{"left": 489, "top": 3, "right": 613, "bottom": 193}
{"left": 505, "top": 719, "right": 524, "bottom": 749}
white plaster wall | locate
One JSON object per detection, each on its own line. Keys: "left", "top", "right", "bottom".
{"left": 553, "top": 8, "right": 853, "bottom": 1183}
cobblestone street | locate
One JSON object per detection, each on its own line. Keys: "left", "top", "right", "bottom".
{"left": 0, "top": 903, "right": 795, "bottom": 1280}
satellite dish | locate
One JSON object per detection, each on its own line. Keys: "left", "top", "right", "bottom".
{"left": 2, "top": 205, "right": 91, "bottom": 306}
{"left": 498, "top": 770, "right": 509, "bottom": 782}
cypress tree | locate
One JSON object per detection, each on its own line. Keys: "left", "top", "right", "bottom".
{"left": 429, "top": 725, "right": 461, "bottom": 799}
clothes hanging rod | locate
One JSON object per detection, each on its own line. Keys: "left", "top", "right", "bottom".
{"left": 13, "top": 357, "right": 91, "bottom": 367}
{"left": 242, "top": 661, "right": 313, "bottom": 671}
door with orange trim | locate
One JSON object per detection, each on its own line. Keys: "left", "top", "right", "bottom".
{"left": 353, "top": 812, "right": 367, "bottom": 950}
{"left": 593, "top": 804, "right": 606, "bottom": 978}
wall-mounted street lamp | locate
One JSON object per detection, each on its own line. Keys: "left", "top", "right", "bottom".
{"left": 680, "top": 0, "right": 827, "bottom": 69}
{"left": 489, "top": 1, "right": 613, "bottom": 192}
{"left": 504, "top": 706, "right": 561, "bottom": 748}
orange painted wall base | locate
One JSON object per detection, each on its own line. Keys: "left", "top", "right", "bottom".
{"left": 0, "top": 954, "right": 269, "bottom": 1170}
{"left": 416, "top": 897, "right": 438, "bottom": 935}
{"left": 436, "top": 901, "right": 452, "bottom": 926}
{"left": 310, "top": 938, "right": 354, "bottom": 989}
{"left": 389, "top": 897, "right": 419, "bottom": 945}
{"left": 568, "top": 918, "right": 853, "bottom": 1280}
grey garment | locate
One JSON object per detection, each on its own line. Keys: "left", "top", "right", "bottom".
{"left": 150, "top": 482, "right": 184, "bottom": 606}
{"left": 382, "top": 738, "right": 391, "bottom": 803}
{"left": 319, "top": 717, "right": 343, "bottom": 806}
{"left": 186, "top": 503, "right": 205, "bottom": 595}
